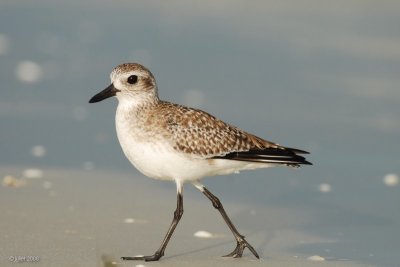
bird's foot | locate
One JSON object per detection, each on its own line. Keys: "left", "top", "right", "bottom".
{"left": 223, "top": 237, "right": 259, "bottom": 259}
{"left": 121, "top": 251, "right": 163, "bottom": 262}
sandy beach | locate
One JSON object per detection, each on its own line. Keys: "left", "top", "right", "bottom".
{"left": 0, "top": 165, "right": 378, "bottom": 267}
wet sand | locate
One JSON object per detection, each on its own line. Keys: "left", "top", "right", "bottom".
{"left": 0, "top": 166, "right": 375, "bottom": 267}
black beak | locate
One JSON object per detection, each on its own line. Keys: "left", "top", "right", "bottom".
{"left": 89, "top": 84, "right": 120, "bottom": 103}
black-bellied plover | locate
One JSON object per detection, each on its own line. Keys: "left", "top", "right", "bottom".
{"left": 89, "top": 63, "right": 311, "bottom": 261}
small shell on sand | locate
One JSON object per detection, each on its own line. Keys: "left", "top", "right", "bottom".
{"left": 123, "top": 218, "right": 135, "bottom": 224}
{"left": 383, "top": 173, "right": 399, "bottom": 187}
{"left": 2, "top": 175, "right": 27, "bottom": 188}
{"left": 193, "top": 230, "right": 213, "bottom": 238}
{"left": 22, "top": 168, "right": 43, "bottom": 179}
{"left": 31, "top": 145, "right": 46, "bottom": 157}
{"left": 318, "top": 183, "right": 332, "bottom": 193}
{"left": 307, "top": 255, "right": 325, "bottom": 261}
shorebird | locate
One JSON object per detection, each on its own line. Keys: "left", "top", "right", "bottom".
{"left": 89, "top": 63, "right": 311, "bottom": 261}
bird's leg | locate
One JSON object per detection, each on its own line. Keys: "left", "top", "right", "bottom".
{"left": 122, "top": 181, "right": 184, "bottom": 261}
{"left": 192, "top": 181, "right": 259, "bottom": 259}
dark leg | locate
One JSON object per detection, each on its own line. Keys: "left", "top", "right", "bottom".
{"left": 193, "top": 182, "right": 259, "bottom": 259}
{"left": 122, "top": 181, "right": 184, "bottom": 261}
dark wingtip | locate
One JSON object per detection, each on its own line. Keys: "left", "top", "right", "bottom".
{"left": 286, "top": 147, "right": 312, "bottom": 165}
{"left": 88, "top": 97, "right": 97, "bottom": 103}
{"left": 213, "top": 146, "right": 312, "bottom": 166}
{"left": 285, "top": 147, "right": 310, "bottom": 154}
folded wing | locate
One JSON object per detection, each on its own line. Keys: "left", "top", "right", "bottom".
{"left": 158, "top": 101, "right": 312, "bottom": 167}
{"left": 212, "top": 146, "right": 312, "bottom": 167}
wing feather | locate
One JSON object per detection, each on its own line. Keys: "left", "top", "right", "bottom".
{"left": 156, "top": 101, "right": 311, "bottom": 166}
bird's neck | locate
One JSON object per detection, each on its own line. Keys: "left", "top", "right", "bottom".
{"left": 116, "top": 95, "right": 160, "bottom": 130}
{"left": 117, "top": 94, "right": 159, "bottom": 112}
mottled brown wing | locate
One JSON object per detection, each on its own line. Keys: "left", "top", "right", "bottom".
{"left": 158, "top": 102, "right": 279, "bottom": 157}
{"left": 156, "top": 102, "right": 312, "bottom": 166}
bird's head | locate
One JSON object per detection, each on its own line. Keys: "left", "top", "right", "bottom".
{"left": 89, "top": 63, "right": 158, "bottom": 106}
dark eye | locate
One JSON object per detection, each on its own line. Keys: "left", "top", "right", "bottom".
{"left": 127, "top": 75, "right": 138, "bottom": 84}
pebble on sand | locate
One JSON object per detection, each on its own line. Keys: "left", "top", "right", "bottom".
{"left": 15, "top": 60, "right": 43, "bottom": 83}
{"left": 307, "top": 255, "right": 325, "bottom": 261}
{"left": 123, "top": 218, "right": 135, "bottom": 224}
{"left": 2, "top": 175, "right": 27, "bottom": 188}
{"left": 383, "top": 173, "right": 399, "bottom": 187}
{"left": 31, "top": 145, "right": 46, "bottom": 157}
{"left": 22, "top": 168, "right": 44, "bottom": 179}
{"left": 193, "top": 230, "right": 213, "bottom": 238}
{"left": 318, "top": 183, "right": 332, "bottom": 193}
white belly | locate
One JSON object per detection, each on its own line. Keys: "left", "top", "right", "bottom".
{"left": 118, "top": 136, "right": 275, "bottom": 182}
{"left": 117, "top": 135, "right": 196, "bottom": 181}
